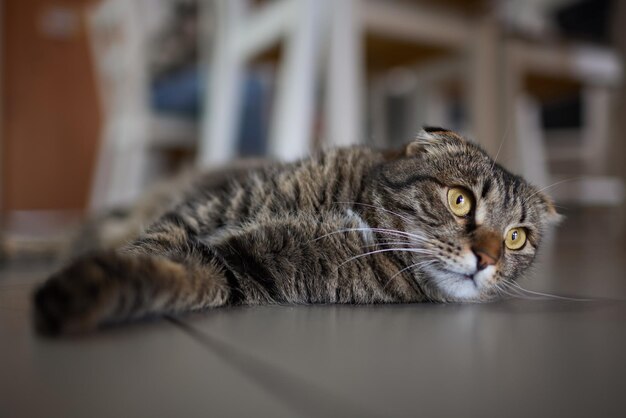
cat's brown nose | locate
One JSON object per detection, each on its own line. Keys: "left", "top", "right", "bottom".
{"left": 472, "top": 229, "right": 502, "bottom": 271}
{"left": 473, "top": 249, "right": 498, "bottom": 270}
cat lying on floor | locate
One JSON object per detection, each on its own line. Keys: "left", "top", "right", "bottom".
{"left": 33, "top": 128, "right": 560, "bottom": 335}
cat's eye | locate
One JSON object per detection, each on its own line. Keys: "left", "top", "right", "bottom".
{"left": 505, "top": 227, "right": 527, "bottom": 250}
{"left": 447, "top": 187, "right": 473, "bottom": 217}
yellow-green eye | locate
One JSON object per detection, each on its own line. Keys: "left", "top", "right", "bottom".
{"left": 505, "top": 227, "right": 527, "bottom": 250}
{"left": 447, "top": 187, "right": 473, "bottom": 217}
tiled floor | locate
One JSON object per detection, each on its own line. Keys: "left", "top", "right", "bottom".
{"left": 1, "top": 209, "right": 625, "bottom": 418}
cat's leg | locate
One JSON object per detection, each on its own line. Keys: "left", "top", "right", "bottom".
{"left": 33, "top": 210, "right": 420, "bottom": 335}
{"left": 33, "top": 213, "right": 232, "bottom": 335}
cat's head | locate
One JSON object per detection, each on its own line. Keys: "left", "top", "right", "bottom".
{"left": 372, "top": 127, "right": 561, "bottom": 302}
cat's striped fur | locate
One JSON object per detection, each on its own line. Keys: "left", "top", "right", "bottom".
{"left": 34, "top": 128, "right": 560, "bottom": 335}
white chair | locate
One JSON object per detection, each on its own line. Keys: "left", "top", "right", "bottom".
{"left": 87, "top": 0, "right": 196, "bottom": 210}
{"left": 503, "top": 40, "right": 624, "bottom": 207}
{"left": 198, "top": 0, "right": 495, "bottom": 164}
{"left": 198, "top": 0, "right": 342, "bottom": 165}
{"left": 366, "top": 8, "right": 624, "bottom": 208}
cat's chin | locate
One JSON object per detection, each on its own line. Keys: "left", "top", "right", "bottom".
{"left": 425, "top": 265, "right": 496, "bottom": 302}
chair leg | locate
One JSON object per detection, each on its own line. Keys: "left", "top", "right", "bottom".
{"left": 324, "top": 0, "right": 363, "bottom": 147}
{"left": 515, "top": 94, "right": 550, "bottom": 188}
{"left": 198, "top": 0, "right": 248, "bottom": 166}
{"left": 582, "top": 86, "right": 612, "bottom": 175}
{"left": 467, "top": 14, "right": 501, "bottom": 156}
{"left": 268, "top": 0, "right": 326, "bottom": 161}
{"left": 89, "top": 121, "right": 117, "bottom": 211}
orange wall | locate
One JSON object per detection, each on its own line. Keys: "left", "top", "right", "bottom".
{"left": 2, "top": 0, "right": 101, "bottom": 212}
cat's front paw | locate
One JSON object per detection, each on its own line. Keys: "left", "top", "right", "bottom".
{"left": 33, "top": 253, "right": 121, "bottom": 336}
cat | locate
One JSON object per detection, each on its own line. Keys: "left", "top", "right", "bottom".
{"left": 33, "top": 128, "right": 561, "bottom": 335}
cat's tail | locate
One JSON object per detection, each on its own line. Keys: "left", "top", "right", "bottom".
{"left": 33, "top": 250, "right": 231, "bottom": 336}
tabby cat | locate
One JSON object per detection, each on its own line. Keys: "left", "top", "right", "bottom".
{"left": 33, "top": 128, "right": 560, "bottom": 335}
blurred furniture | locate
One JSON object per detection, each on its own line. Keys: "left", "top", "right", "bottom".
{"left": 363, "top": 2, "right": 494, "bottom": 148}
{"left": 1, "top": 0, "right": 101, "bottom": 213}
{"left": 89, "top": 0, "right": 624, "bottom": 212}
{"left": 1, "top": 0, "right": 103, "bottom": 253}
{"left": 611, "top": 0, "right": 626, "bottom": 231}
{"left": 504, "top": 40, "right": 624, "bottom": 205}
{"left": 199, "top": 0, "right": 337, "bottom": 164}
{"left": 361, "top": 1, "right": 624, "bottom": 207}
{"left": 87, "top": 0, "right": 196, "bottom": 210}
{"left": 199, "top": 0, "right": 495, "bottom": 163}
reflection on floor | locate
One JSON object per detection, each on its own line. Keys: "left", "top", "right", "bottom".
{"left": 1, "top": 208, "right": 625, "bottom": 418}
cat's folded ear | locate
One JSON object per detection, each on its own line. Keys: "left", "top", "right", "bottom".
{"left": 405, "top": 127, "right": 465, "bottom": 156}
{"left": 382, "top": 127, "right": 467, "bottom": 160}
{"left": 541, "top": 195, "right": 564, "bottom": 225}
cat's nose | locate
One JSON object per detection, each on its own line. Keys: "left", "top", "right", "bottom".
{"left": 472, "top": 248, "right": 498, "bottom": 271}
{"left": 471, "top": 228, "right": 502, "bottom": 271}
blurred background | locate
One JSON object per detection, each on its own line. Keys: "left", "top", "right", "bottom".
{"left": 1, "top": 0, "right": 625, "bottom": 258}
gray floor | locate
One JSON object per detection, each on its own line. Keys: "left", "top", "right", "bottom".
{"left": 1, "top": 209, "right": 625, "bottom": 418}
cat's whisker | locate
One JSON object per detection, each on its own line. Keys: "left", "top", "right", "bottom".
{"left": 500, "top": 281, "right": 541, "bottom": 300}
{"left": 493, "top": 283, "right": 505, "bottom": 298}
{"left": 502, "top": 280, "right": 554, "bottom": 300}
{"left": 338, "top": 248, "right": 438, "bottom": 268}
{"left": 311, "top": 227, "right": 424, "bottom": 243}
{"left": 492, "top": 283, "right": 505, "bottom": 298}
{"left": 501, "top": 287, "right": 525, "bottom": 300}
{"left": 382, "top": 260, "right": 436, "bottom": 291}
{"left": 371, "top": 228, "right": 429, "bottom": 240}
{"left": 551, "top": 204, "right": 570, "bottom": 211}
{"left": 362, "top": 242, "right": 413, "bottom": 249}
{"left": 502, "top": 279, "right": 580, "bottom": 301}
{"left": 312, "top": 228, "right": 402, "bottom": 242}
{"left": 495, "top": 282, "right": 521, "bottom": 299}
{"left": 523, "top": 177, "right": 582, "bottom": 204}
{"left": 507, "top": 280, "right": 593, "bottom": 302}
{"left": 490, "top": 116, "right": 511, "bottom": 171}
{"left": 361, "top": 238, "right": 434, "bottom": 249}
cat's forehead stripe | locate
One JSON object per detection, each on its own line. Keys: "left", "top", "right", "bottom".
{"left": 520, "top": 204, "right": 527, "bottom": 223}
{"left": 481, "top": 178, "right": 492, "bottom": 198}
{"left": 512, "top": 179, "right": 521, "bottom": 198}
